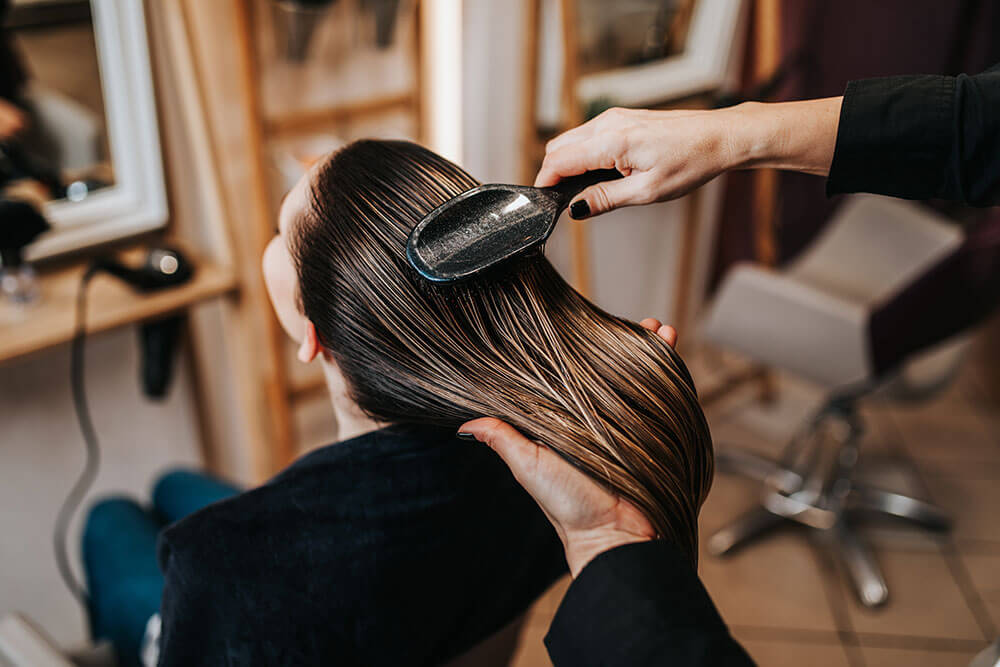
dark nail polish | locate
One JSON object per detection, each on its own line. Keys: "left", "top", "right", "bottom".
{"left": 456, "top": 432, "right": 476, "bottom": 441}
{"left": 569, "top": 199, "right": 590, "bottom": 219}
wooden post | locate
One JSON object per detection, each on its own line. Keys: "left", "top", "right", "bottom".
{"left": 558, "top": 0, "right": 592, "bottom": 298}
{"left": 232, "top": 0, "right": 298, "bottom": 475}
{"left": 144, "top": 0, "right": 275, "bottom": 479}
{"left": 752, "top": 0, "right": 780, "bottom": 268}
{"left": 520, "top": 0, "right": 541, "bottom": 186}
{"left": 672, "top": 187, "right": 701, "bottom": 342}
{"left": 752, "top": 0, "right": 780, "bottom": 402}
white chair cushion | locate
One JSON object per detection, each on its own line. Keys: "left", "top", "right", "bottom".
{"left": 702, "top": 264, "right": 871, "bottom": 386}
{"left": 701, "top": 196, "right": 965, "bottom": 388}
{"left": 788, "top": 196, "right": 962, "bottom": 305}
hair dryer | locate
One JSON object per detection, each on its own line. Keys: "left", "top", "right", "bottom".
{"left": 89, "top": 246, "right": 195, "bottom": 398}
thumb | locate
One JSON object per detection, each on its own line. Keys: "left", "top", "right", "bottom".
{"left": 568, "top": 174, "right": 650, "bottom": 220}
{"left": 459, "top": 417, "right": 543, "bottom": 489}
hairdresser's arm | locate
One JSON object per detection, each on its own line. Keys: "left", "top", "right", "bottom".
{"left": 539, "top": 63, "right": 1000, "bottom": 217}
{"left": 535, "top": 98, "right": 841, "bottom": 218}
{"left": 459, "top": 321, "right": 752, "bottom": 667}
{"left": 827, "top": 63, "right": 1000, "bottom": 206}
{"left": 458, "top": 417, "right": 751, "bottom": 667}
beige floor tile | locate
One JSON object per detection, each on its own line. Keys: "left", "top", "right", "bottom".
{"left": 699, "top": 470, "right": 760, "bottom": 535}
{"left": 699, "top": 533, "right": 840, "bottom": 632}
{"left": 853, "top": 452, "right": 923, "bottom": 495}
{"left": 855, "top": 406, "right": 907, "bottom": 458}
{"left": 923, "top": 476, "right": 1000, "bottom": 544}
{"left": 509, "top": 619, "right": 552, "bottom": 667}
{"left": 739, "top": 638, "right": 850, "bottom": 667}
{"left": 843, "top": 550, "right": 983, "bottom": 641}
{"left": 888, "top": 404, "right": 1000, "bottom": 473}
{"left": 707, "top": 378, "right": 826, "bottom": 453}
{"left": 733, "top": 387, "right": 826, "bottom": 443}
{"left": 446, "top": 616, "right": 524, "bottom": 667}
{"left": 708, "top": 411, "right": 790, "bottom": 461}
{"left": 852, "top": 455, "right": 950, "bottom": 552}
{"left": 859, "top": 646, "right": 981, "bottom": 667}
{"left": 953, "top": 329, "right": 1000, "bottom": 409}
{"left": 959, "top": 552, "right": 1000, "bottom": 630}
{"left": 524, "top": 575, "right": 571, "bottom": 618}
{"left": 519, "top": 581, "right": 561, "bottom": 661}
{"left": 928, "top": 459, "right": 1000, "bottom": 479}
{"left": 855, "top": 517, "right": 950, "bottom": 554}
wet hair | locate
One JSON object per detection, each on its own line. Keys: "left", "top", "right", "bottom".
{"left": 291, "top": 139, "right": 713, "bottom": 565}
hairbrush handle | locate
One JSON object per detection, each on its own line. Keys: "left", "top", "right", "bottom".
{"left": 548, "top": 169, "right": 624, "bottom": 207}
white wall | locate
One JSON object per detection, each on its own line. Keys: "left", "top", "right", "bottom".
{"left": 0, "top": 327, "right": 202, "bottom": 648}
{"left": 461, "top": 0, "right": 527, "bottom": 183}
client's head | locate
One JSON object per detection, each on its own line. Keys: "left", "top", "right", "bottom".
{"left": 263, "top": 139, "right": 713, "bottom": 565}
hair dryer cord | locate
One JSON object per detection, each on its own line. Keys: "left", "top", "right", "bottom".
{"left": 53, "top": 265, "right": 101, "bottom": 606}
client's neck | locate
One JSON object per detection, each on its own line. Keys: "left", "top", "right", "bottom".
{"left": 321, "top": 358, "right": 385, "bottom": 442}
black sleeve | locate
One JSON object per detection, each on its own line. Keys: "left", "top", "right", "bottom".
{"left": 827, "top": 63, "right": 1000, "bottom": 206}
{"left": 543, "top": 540, "right": 754, "bottom": 667}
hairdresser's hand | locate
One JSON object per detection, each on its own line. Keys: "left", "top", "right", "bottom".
{"left": 536, "top": 98, "right": 842, "bottom": 219}
{"left": 460, "top": 318, "right": 676, "bottom": 578}
{"left": 0, "top": 99, "right": 27, "bottom": 140}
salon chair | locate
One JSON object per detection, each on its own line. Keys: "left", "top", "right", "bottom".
{"left": 701, "top": 195, "right": 1000, "bottom": 607}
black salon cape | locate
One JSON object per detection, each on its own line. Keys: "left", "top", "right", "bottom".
{"left": 156, "top": 424, "right": 565, "bottom": 666}
{"left": 828, "top": 62, "right": 1000, "bottom": 207}
{"left": 542, "top": 64, "right": 1000, "bottom": 667}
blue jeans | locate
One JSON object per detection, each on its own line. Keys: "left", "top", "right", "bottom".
{"left": 82, "top": 469, "right": 240, "bottom": 667}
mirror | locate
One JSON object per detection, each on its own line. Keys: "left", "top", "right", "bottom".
{"left": 1, "top": 0, "right": 166, "bottom": 261}
{"left": 575, "top": 0, "right": 693, "bottom": 76}
{"left": 535, "top": 0, "right": 744, "bottom": 127}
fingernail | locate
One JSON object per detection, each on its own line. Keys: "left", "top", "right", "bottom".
{"left": 456, "top": 432, "right": 477, "bottom": 441}
{"left": 569, "top": 200, "right": 590, "bottom": 219}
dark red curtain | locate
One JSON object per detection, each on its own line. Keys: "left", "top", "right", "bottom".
{"left": 709, "top": 0, "right": 1000, "bottom": 289}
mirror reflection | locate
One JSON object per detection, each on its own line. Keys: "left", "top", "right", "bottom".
{"left": 576, "top": 0, "right": 693, "bottom": 75}
{"left": 1, "top": 0, "right": 113, "bottom": 209}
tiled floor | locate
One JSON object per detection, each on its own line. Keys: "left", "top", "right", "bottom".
{"left": 508, "top": 346, "right": 1000, "bottom": 666}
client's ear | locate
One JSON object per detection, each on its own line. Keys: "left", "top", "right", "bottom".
{"left": 297, "top": 320, "right": 320, "bottom": 363}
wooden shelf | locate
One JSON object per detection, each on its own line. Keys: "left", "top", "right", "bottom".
{"left": 0, "top": 246, "right": 238, "bottom": 363}
{"left": 265, "top": 92, "right": 416, "bottom": 138}
{"left": 254, "top": 0, "right": 419, "bottom": 126}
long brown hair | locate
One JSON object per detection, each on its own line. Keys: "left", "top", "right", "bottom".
{"left": 291, "top": 140, "right": 713, "bottom": 565}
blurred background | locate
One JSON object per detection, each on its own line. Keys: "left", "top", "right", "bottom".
{"left": 1, "top": 1, "right": 998, "bottom": 665}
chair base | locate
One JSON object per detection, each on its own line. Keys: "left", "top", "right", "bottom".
{"left": 707, "top": 400, "right": 951, "bottom": 608}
